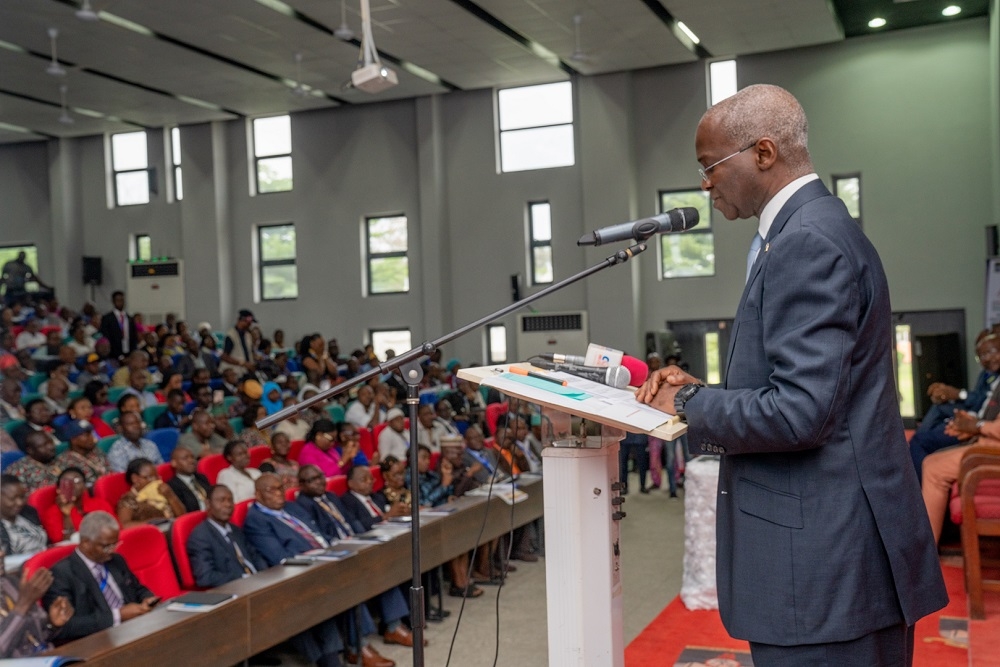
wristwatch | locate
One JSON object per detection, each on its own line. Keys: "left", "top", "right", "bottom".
{"left": 674, "top": 383, "right": 706, "bottom": 423}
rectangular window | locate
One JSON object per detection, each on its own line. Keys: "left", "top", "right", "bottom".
{"left": 528, "top": 201, "right": 553, "bottom": 285}
{"left": 486, "top": 324, "right": 508, "bottom": 364}
{"left": 708, "top": 59, "right": 737, "bottom": 107}
{"left": 659, "top": 189, "right": 714, "bottom": 278}
{"left": 365, "top": 215, "right": 409, "bottom": 295}
{"left": 257, "top": 224, "right": 298, "bottom": 301}
{"left": 134, "top": 235, "right": 151, "bottom": 262}
{"left": 111, "top": 130, "right": 149, "bottom": 206}
{"left": 895, "top": 324, "right": 915, "bottom": 418}
{"left": 704, "top": 332, "right": 721, "bottom": 385}
{"left": 0, "top": 244, "right": 40, "bottom": 295}
{"left": 833, "top": 173, "right": 861, "bottom": 224}
{"left": 252, "top": 115, "right": 293, "bottom": 194}
{"left": 497, "top": 81, "right": 575, "bottom": 173}
{"left": 170, "top": 127, "right": 183, "bottom": 201}
{"left": 370, "top": 329, "right": 411, "bottom": 362}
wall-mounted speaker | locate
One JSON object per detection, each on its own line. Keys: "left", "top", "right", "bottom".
{"left": 510, "top": 274, "right": 522, "bottom": 303}
{"left": 987, "top": 225, "right": 998, "bottom": 258}
{"left": 82, "top": 256, "right": 103, "bottom": 285}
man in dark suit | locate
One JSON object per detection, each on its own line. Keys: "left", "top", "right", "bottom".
{"left": 292, "top": 465, "right": 417, "bottom": 648}
{"left": 340, "top": 465, "right": 387, "bottom": 532}
{"left": 638, "top": 84, "right": 947, "bottom": 665}
{"left": 43, "top": 510, "right": 157, "bottom": 643}
{"left": 166, "top": 447, "right": 211, "bottom": 513}
{"left": 243, "top": 474, "right": 394, "bottom": 667}
{"left": 98, "top": 291, "right": 138, "bottom": 361}
{"left": 186, "top": 484, "right": 267, "bottom": 588}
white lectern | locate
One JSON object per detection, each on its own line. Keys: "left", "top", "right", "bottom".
{"left": 458, "top": 364, "right": 686, "bottom": 667}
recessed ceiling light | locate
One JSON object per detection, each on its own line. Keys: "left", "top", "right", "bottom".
{"left": 942, "top": 5, "right": 961, "bottom": 16}
{"left": 868, "top": 17, "right": 887, "bottom": 28}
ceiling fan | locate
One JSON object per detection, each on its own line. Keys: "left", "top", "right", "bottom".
{"left": 46, "top": 27, "right": 67, "bottom": 77}
{"left": 334, "top": 0, "right": 355, "bottom": 41}
{"left": 569, "top": 13, "right": 592, "bottom": 63}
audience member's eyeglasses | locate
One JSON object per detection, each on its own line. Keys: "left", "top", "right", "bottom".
{"left": 698, "top": 141, "right": 757, "bottom": 182}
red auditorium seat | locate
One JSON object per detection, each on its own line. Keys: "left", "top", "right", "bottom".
{"left": 371, "top": 465, "right": 384, "bottom": 493}
{"left": 93, "top": 472, "right": 130, "bottom": 509}
{"left": 23, "top": 544, "right": 76, "bottom": 578}
{"left": 118, "top": 524, "right": 182, "bottom": 600}
{"left": 248, "top": 445, "right": 271, "bottom": 469}
{"left": 27, "top": 485, "right": 58, "bottom": 514}
{"left": 157, "top": 462, "right": 175, "bottom": 482}
{"left": 197, "top": 453, "right": 229, "bottom": 485}
{"left": 326, "top": 475, "right": 347, "bottom": 496}
{"left": 285, "top": 487, "right": 299, "bottom": 502}
{"left": 169, "top": 510, "right": 208, "bottom": 591}
{"left": 230, "top": 499, "right": 253, "bottom": 528}
{"left": 288, "top": 439, "right": 305, "bottom": 462}
{"left": 948, "top": 443, "right": 1000, "bottom": 619}
{"left": 358, "top": 427, "right": 375, "bottom": 461}
{"left": 485, "top": 402, "right": 509, "bottom": 436}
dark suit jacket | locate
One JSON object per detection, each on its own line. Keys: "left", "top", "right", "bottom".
{"left": 685, "top": 179, "right": 947, "bottom": 645}
{"left": 43, "top": 551, "right": 153, "bottom": 644}
{"left": 167, "top": 473, "right": 211, "bottom": 514}
{"left": 99, "top": 311, "right": 139, "bottom": 361}
{"left": 339, "top": 491, "right": 384, "bottom": 533}
{"left": 242, "top": 503, "right": 320, "bottom": 567}
{"left": 174, "top": 353, "right": 220, "bottom": 381}
{"left": 186, "top": 518, "right": 267, "bottom": 588}
{"left": 290, "top": 492, "right": 364, "bottom": 540}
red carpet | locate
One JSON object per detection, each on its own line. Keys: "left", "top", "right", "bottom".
{"left": 625, "top": 564, "right": 975, "bottom": 666}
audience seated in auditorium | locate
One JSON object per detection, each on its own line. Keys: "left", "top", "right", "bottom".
{"left": 65, "top": 395, "right": 114, "bottom": 439}
{"left": 106, "top": 411, "right": 162, "bottom": 472}
{"left": 153, "top": 388, "right": 191, "bottom": 431}
{"left": 296, "top": 384, "right": 327, "bottom": 428}
{"left": 0, "top": 475, "right": 48, "bottom": 556}
{"left": 415, "top": 404, "right": 448, "bottom": 455}
{"left": 298, "top": 419, "right": 352, "bottom": 477}
{"left": 39, "top": 374, "right": 70, "bottom": 417}
{"left": 215, "top": 440, "right": 262, "bottom": 503}
{"left": 186, "top": 484, "right": 268, "bottom": 586}
{"left": 258, "top": 432, "right": 299, "bottom": 492}
{"left": 82, "top": 381, "right": 113, "bottom": 419}
{"left": 0, "top": 377, "right": 25, "bottom": 425}
{"left": 342, "top": 465, "right": 396, "bottom": 532}
{"left": 910, "top": 330, "right": 1000, "bottom": 480}
{"left": 110, "top": 350, "right": 149, "bottom": 388}
{"left": 123, "top": 369, "right": 157, "bottom": 409}
{"left": 272, "top": 396, "right": 310, "bottom": 442}
{"left": 299, "top": 333, "right": 340, "bottom": 387}
{"left": 415, "top": 445, "right": 452, "bottom": 508}
{"left": 175, "top": 335, "right": 217, "bottom": 380}
{"left": 176, "top": 409, "right": 227, "bottom": 459}
{"left": 116, "top": 457, "right": 185, "bottom": 528}
{"left": 338, "top": 420, "right": 375, "bottom": 467}
{"left": 166, "top": 447, "right": 210, "bottom": 513}
{"left": 345, "top": 384, "right": 387, "bottom": 430}
{"left": 243, "top": 473, "right": 395, "bottom": 667}
{"left": 493, "top": 418, "right": 531, "bottom": 477}
{"left": 292, "top": 465, "right": 420, "bottom": 647}
{"left": 76, "top": 354, "right": 110, "bottom": 389}
{"left": 14, "top": 318, "right": 45, "bottom": 353}
{"left": 6, "top": 431, "right": 60, "bottom": 493}
{"left": 0, "top": 546, "right": 73, "bottom": 658}
{"left": 377, "top": 408, "right": 409, "bottom": 462}
{"left": 40, "top": 467, "right": 115, "bottom": 543}
{"left": 43, "top": 511, "right": 158, "bottom": 644}
{"left": 239, "top": 403, "right": 271, "bottom": 448}
{"left": 218, "top": 309, "right": 258, "bottom": 377}
{"left": 54, "top": 419, "right": 110, "bottom": 488}
{"left": 433, "top": 399, "right": 461, "bottom": 437}
{"left": 66, "top": 320, "right": 94, "bottom": 357}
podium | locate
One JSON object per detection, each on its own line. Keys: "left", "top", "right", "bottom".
{"left": 458, "top": 363, "right": 686, "bottom": 667}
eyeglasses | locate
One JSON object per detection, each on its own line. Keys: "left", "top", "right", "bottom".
{"left": 95, "top": 540, "right": 122, "bottom": 553}
{"left": 698, "top": 141, "right": 757, "bottom": 182}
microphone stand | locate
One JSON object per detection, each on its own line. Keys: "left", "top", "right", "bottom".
{"left": 256, "top": 241, "right": 649, "bottom": 667}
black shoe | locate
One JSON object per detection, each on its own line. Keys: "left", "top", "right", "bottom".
{"left": 639, "top": 487, "right": 650, "bottom": 494}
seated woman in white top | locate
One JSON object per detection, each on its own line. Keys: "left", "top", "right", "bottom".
{"left": 215, "top": 440, "right": 262, "bottom": 503}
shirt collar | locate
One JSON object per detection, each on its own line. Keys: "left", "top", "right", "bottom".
{"left": 757, "top": 173, "right": 819, "bottom": 240}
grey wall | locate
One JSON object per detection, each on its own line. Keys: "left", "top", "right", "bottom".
{"left": 1, "top": 16, "right": 996, "bottom": 376}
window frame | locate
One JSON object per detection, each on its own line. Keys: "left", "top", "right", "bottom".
{"left": 133, "top": 234, "right": 152, "bottom": 262}
{"left": 110, "top": 130, "right": 150, "bottom": 207}
{"left": 169, "top": 127, "right": 183, "bottom": 202}
{"left": 257, "top": 223, "right": 299, "bottom": 302}
{"left": 497, "top": 81, "right": 576, "bottom": 173}
{"left": 528, "top": 200, "right": 554, "bottom": 286}
{"left": 485, "top": 323, "right": 508, "bottom": 364}
{"left": 832, "top": 172, "right": 862, "bottom": 227}
{"left": 364, "top": 214, "right": 410, "bottom": 296}
{"left": 707, "top": 58, "right": 738, "bottom": 107}
{"left": 251, "top": 115, "right": 293, "bottom": 195}
{"left": 369, "top": 328, "right": 412, "bottom": 363}
{"left": 657, "top": 188, "right": 715, "bottom": 280}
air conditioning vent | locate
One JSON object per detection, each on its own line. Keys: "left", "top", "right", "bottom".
{"left": 516, "top": 311, "right": 588, "bottom": 361}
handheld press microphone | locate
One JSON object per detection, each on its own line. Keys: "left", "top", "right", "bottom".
{"left": 577, "top": 207, "right": 700, "bottom": 246}
{"left": 536, "top": 353, "right": 649, "bottom": 388}
{"left": 534, "top": 360, "right": 631, "bottom": 389}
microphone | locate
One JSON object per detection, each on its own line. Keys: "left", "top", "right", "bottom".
{"left": 534, "top": 360, "right": 631, "bottom": 389}
{"left": 577, "top": 207, "right": 700, "bottom": 246}
{"left": 536, "top": 353, "right": 650, "bottom": 388}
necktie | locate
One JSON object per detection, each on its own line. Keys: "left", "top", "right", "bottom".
{"left": 188, "top": 478, "right": 207, "bottom": 509}
{"left": 979, "top": 382, "right": 1000, "bottom": 421}
{"left": 365, "top": 496, "right": 383, "bottom": 518}
{"left": 278, "top": 513, "right": 325, "bottom": 549}
{"left": 746, "top": 233, "right": 763, "bottom": 283}
{"left": 226, "top": 533, "right": 256, "bottom": 575}
{"left": 95, "top": 565, "right": 122, "bottom": 610}
{"left": 318, "top": 497, "right": 353, "bottom": 537}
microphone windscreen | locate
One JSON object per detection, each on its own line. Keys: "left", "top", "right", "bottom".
{"left": 621, "top": 355, "right": 649, "bottom": 387}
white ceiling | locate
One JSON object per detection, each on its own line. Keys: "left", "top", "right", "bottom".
{"left": 0, "top": 0, "right": 845, "bottom": 145}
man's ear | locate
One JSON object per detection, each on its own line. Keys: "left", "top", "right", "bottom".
{"left": 755, "top": 138, "right": 779, "bottom": 171}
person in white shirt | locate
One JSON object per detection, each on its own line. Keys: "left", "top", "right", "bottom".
{"left": 14, "top": 319, "right": 45, "bottom": 353}
{"left": 344, "top": 384, "right": 390, "bottom": 429}
{"left": 415, "top": 404, "right": 448, "bottom": 454}
{"left": 377, "top": 408, "right": 409, "bottom": 461}
{"left": 215, "top": 440, "right": 262, "bottom": 503}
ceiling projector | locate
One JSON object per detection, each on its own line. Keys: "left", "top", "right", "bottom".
{"left": 351, "top": 63, "right": 398, "bottom": 94}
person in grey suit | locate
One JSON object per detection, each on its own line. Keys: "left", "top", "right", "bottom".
{"left": 637, "top": 84, "right": 947, "bottom": 665}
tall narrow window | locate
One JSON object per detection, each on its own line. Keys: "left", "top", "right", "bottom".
{"left": 895, "top": 324, "right": 915, "bottom": 418}
{"left": 486, "top": 324, "right": 508, "bottom": 364}
{"left": 704, "top": 332, "right": 721, "bottom": 385}
{"left": 170, "top": 127, "right": 183, "bottom": 201}
{"left": 497, "top": 81, "right": 574, "bottom": 173}
{"left": 365, "top": 215, "right": 409, "bottom": 295}
{"left": 708, "top": 59, "right": 737, "bottom": 106}
{"left": 370, "top": 329, "right": 411, "bottom": 362}
{"left": 659, "top": 189, "right": 714, "bottom": 278}
{"left": 252, "top": 115, "right": 293, "bottom": 194}
{"left": 111, "top": 131, "right": 149, "bottom": 206}
{"left": 833, "top": 174, "right": 862, "bottom": 225}
{"left": 257, "top": 224, "right": 298, "bottom": 301}
{"left": 133, "top": 235, "right": 152, "bottom": 262}
{"left": 0, "top": 245, "right": 40, "bottom": 298}
{"left": 528, "top": 201, "right": 553, "bottom": 285}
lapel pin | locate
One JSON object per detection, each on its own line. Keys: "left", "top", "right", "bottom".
{"left": 764, "top": 242, "right": 770, "bottom": 252}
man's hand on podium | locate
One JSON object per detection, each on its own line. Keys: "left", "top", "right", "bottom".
{"left": 635, "top": 365, "right": 702, "bottom": 414}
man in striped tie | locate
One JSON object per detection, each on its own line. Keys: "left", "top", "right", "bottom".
{"left": 43, "top": 511, "right": 157, "bottom": 644}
